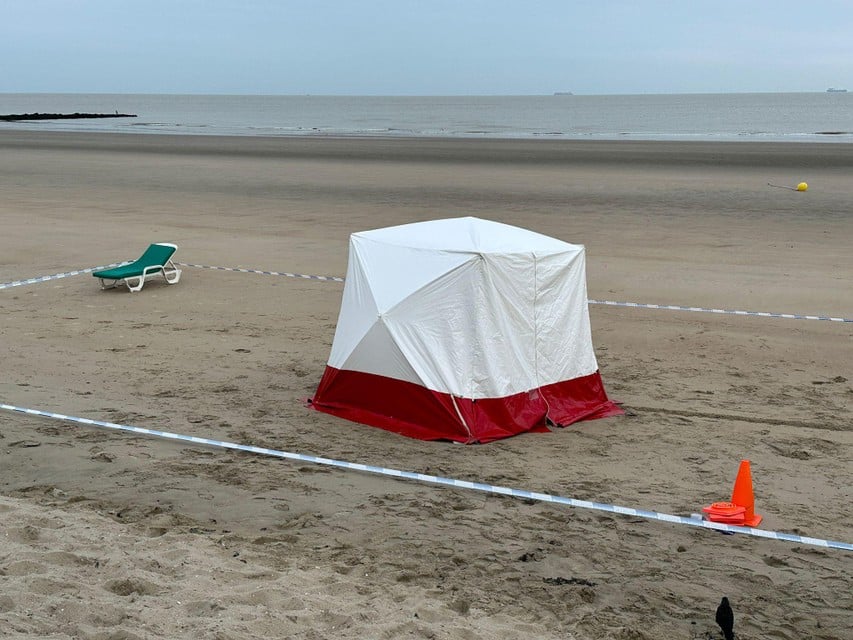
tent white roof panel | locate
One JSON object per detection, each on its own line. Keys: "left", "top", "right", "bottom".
{"left": 327, "top": 217, "right": 598, "bottom": 399}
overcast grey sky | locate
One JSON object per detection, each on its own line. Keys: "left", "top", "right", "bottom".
{"left": 2, "top": 1, "right": 851, "bottom": 95}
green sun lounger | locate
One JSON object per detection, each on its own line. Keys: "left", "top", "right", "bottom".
{"left": 93, "top": 242, "right": 182, "bottom": 292}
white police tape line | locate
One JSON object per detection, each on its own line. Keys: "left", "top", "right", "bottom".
{"left": 587, "top": 299, "right": 852, "bottom": 323}
{"left": 0, "top": 262, "right": 130, "bottom": 290}
{"left": 2, "top": 402, "right": 850, "bottom": 552}
{"left": 3, "top": 261, "right": 850, "bottom": 324}
{"left": 176, "top": 263, "right": 344, "bottom": 282}
{"left": 176, "top": 263, "right": 852, "bottom": 323}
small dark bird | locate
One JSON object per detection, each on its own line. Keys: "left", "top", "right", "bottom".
{"left": 715, "top": 596, "right": 735, "bottom": 640}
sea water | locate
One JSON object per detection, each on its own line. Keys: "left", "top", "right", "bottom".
{"left": 0, "top": 92, "right": 851, "bottom": 142}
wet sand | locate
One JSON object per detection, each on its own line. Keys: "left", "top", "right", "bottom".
{"left": 1, "top": 131, "right": 851, "bottom": 639}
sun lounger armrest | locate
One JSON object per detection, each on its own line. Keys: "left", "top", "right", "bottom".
{"left": 142, "top": 265, "right": 166, "bottom": 276}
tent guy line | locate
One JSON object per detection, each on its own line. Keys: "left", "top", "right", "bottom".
{"left": 2, "top": 401, "right": 850, "bottom": 552}
{"left": 2, "top": 261, "right": 850, "bottom": 324}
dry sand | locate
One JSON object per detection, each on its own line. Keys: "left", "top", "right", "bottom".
{"left": 0, "top": 131, "right": 851, "bottom": 639}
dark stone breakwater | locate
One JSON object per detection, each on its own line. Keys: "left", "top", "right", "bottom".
{"left": 0, "top": 112, "right": 137, "bottom": 122}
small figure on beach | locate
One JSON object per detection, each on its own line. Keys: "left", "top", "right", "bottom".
{"left": 715, "top": 596, "right": 734, "bottom": 640}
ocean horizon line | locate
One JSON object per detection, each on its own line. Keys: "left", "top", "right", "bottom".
{"left": 1, "top": 90, "right": 847, "bottom": 98}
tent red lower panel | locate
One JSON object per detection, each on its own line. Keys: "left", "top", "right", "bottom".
{"left": 310, "top": 367, "right": 622, "bottom": 443}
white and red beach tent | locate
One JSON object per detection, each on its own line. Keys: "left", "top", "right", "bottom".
{"left": 310, "top": 217, "right": 621, "bottom": 443}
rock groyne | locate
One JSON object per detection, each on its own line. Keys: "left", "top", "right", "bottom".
{"left": 0, "top": 112, "right": 137, "bottom": 122}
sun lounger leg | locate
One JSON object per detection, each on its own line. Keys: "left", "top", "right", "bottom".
{"left": 163, "top": 260, "right": 182, "bottom": 285}
{"left": 99, "top": 278, "right": 118, "bottom": 290}
{"left": 125, "top": 275, "right": 145, "bottom": 292}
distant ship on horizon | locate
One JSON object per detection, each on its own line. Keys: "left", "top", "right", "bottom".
{"left": 826, "top": 88, "right": 848, "bottom": 92}
{"left": 553, "top": 91, "right": 574, "bottom": 96}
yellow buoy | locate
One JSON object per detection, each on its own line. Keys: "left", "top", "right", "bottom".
{"left": 796, "top": 182, "right": 808, "bottom": 191}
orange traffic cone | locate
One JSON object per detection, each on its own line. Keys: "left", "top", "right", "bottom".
{"left": 730, "top": 459, "right": 762, "bottom": 527}
{"left": 702, "top": 501, "right": 746, "bottom": 524}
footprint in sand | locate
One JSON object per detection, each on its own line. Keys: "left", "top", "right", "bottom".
{"left": 104, "top": 577, "right": 161, "bottom": 597}
{"left": 0, "top": 595, "right": 15, "bottom": 613}
{"left": 8, "top": 440, "right": 41, "bottom": 448}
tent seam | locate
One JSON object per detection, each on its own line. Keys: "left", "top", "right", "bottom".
{"left": 450, "top": 395, "right": 474, "bottom": 442}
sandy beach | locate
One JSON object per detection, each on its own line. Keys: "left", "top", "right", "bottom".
{"left": 1, "top": 131, "right": 851, "bottom": 639}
